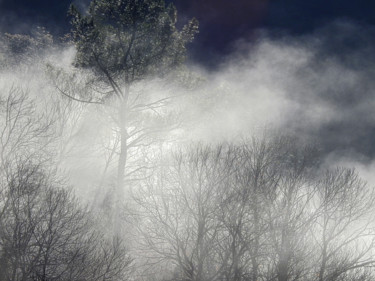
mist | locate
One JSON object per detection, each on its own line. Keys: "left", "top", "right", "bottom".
{"left": 178, "top": 20, "right": 375, "bottom": 159}
{"left": 1, "top": 18, "right": 375, "bottom": 210}
{"left": 1, "top": 6, "right": 375, "bottom": 280}
{"left": 0, "top": 17, "right": 374, "bottom": 210}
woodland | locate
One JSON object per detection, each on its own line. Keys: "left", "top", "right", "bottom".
{"left": 0, "top": 1, "right": 374, "bottom": 281}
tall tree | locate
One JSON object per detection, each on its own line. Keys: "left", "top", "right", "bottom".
{"left": 63, "top": 0, "right": 198, "bottom": 236}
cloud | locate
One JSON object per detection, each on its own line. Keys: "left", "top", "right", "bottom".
{"left": 1, "top": 18, "right": 375, "bottom": 198}
{"left": 183, "top": 20, "right": 375, "bottom": 160}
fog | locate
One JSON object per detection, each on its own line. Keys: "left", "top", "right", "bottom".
{"left": 178, "top": 21, "right": 375, "bottom": 162}
{"left": 0, "top": 19, "right": 374, "bottom": 193}
{"left": 1, "top": 13, "right": 375, "bottom": 280}
{"left": 0, "top": 17, "right": 373, "bottom": 194}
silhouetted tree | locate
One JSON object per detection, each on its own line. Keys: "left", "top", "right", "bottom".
{"left": 135, "top": 145, "right": 235, "bottom": 281}
{"left": 0, "top": 162, "right": 133, "bottom": 281}
{"left": 134, "top": 136, "right": 375, "bottom": 281}
{"left": 0, "top": 86, "right": 55, "bottom": 171}
{"left": 312, "top": 168, "right": 375, "bottom": 281}
{"left": 51, "top": 0, "right": 198, "bottom": 236}
{"left": 0, "top": 27, "right": 54, "bottom": 67}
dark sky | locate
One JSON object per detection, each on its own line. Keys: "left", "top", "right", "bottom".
{"left": 1, "top": 0, "right": 375, "bottom": 65}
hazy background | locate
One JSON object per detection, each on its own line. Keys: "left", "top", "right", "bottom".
{"left": 1, "top": 0, "right": 375, "bottom": 188}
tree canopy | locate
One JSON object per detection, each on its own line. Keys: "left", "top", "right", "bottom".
{"left": 69, "top": 0, "right": 198, "bottom": 87}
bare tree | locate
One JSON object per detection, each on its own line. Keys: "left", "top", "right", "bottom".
{"left": 0, "top": 86, "right": 54, "bottom": 170}
{"left": 134, "top": 145, "right": 237, "bottom": 281}
{"left": 215, "top": 137, "right": 290, "bottom": 281}
{"left": 214, "top": 136, "right": 320, "bottom": 281}
{"left": 133, "top": 133, "right": 375, "bottom": 281}
{"left": 0, "top": 162, "right": 133, "bottom": 281}
{"left": 312, "top": 168, "right": 375, "bottom": 281}
{"left": 265, "top": 142, "right": 319, "bottom": 281}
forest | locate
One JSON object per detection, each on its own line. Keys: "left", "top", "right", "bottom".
{"left": 0, "top": 0, "right": 375, "bottom": 280}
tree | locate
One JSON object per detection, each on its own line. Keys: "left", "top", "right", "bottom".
{"left": 215, "top": 137, "right": 291, "bottom": 281}
{"left": 0, "top": 27, "right": 54, "bottom": 68}
{"left": 312, "top": 168, "right": 375, "bottom": 281}
{"left": 134, "top": 135, "right": 375, "bottom": 281}
{"left": 54, "top": 0, "right": 198, "bottom": 236}
{"left": 134, "top": 145, "right": 235, "bottom": 281}
{"left": 265, "top": 142, "right": 319, "bottom": 281}
{"left": 0, "top": 161, "right": 133, "bottom": 281}
{"left": 0, "top": 86, "right": 55, "bottom": 173}
{"left": 0, "top": 84, "right": 133, "bottom": 280}
{"left": 134, "top": 137, "right": 318, "bottom": 281}
{"left": 216, "top": 136, "right": 319, "bottom": 281}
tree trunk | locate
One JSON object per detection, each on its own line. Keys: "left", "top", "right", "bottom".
{"left": 251, "top": 205, "right": 260, "bottom": 281}
{"left": 278, "top": 243, "right": 290, "bottom": 281}
{"left": 278, "top": 226, "right": 291, "bottom": 281}
{"left": 319, "top": 217, "right": 329, "bottom": 281}
{"left": 251, "top": 175, "right": 261, "bottom": 281}
{"left": 114, "top": 84, "right": 129, "bottom": 237}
